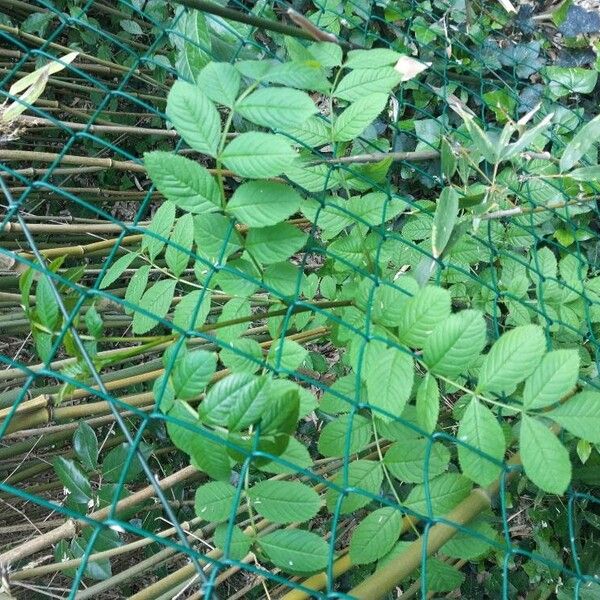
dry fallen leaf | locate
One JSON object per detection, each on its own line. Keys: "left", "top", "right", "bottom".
{"left": 394, "top": 55, "right": 431, "bottom": 82}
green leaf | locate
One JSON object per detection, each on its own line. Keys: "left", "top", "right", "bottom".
{"left": 197, "top": 62, "right": 240, "bottom": 108}
{"left": 334, "top": 67, "right": 402, "bottom": 102}
{"left": 248, "top": 480, "right": 321, "bottom": 524}
{"left": 124, "top": 265, "right": 150, "bottom": 315}
{"left": 427, "top": 559, "right": 465, "bottom": 592}
{"left": 227, "top": 181, "right": 302, "bottom": 227}
{"left": 215, "top": 297, "right": 251, "bottom": 343}
{"left": 326, "top": 460, "right": 383, "bottom": 514}
{"left": 99, "top": 253, "right": 136, "bottom": 289}
{"left": 332, "top": 93, "right": 389, "bottom": 142}
{"left": 144, "top": 152, "right": 220, "bottom": 214}
{"left": 442, "top": 516, "right": 497, "bottom": 559}
{"left": 384, "top": 439, "right": 450, "bottom": 483}
{"left": 220, "top": 132, "right": 297, "bottom": 178}
{"left": 478, "top": 325, "right": 545, "bottom": 394}
{"left": 423, "top": 310, "right": 487, "bottom": 377}
{"left": 172, "top": 350, "right": 216, "bottom": 400}
{"left": 257, "top": 436, "right": 313, "bottom": 475}
{"left": 36, "top": 275, "right": 59, "bottom": 330}
{"left": 349, "top": 507, "right": 402, "bottom": 564}
{"left": 165, "top": 214, "right": 194, "bottom": 277}
{"left": 214, "top": 523, "right": 251, "bottom": 561}
{"left": 166, "top": 80, "right": 220, "bottom": 157}
{"left": 432, "top": 187, "right": 459, "bottom": 258}
{"left": 397, "top": 286, "right": 452, "bottom": 348}
{"left": 194, "top": 481, "right": 236, "bottom": 521}
{"left": 450, "top": 103, "right": 499, "bottom": 164}
{"left": 236, "top": 87, "right": 316, "bottom": 129}
{"left": 403, "top": 473, "right": 472, "bottom": 517}
{"left": 120, "top": 18, "right": 143, "bottom": 35}
{"left": 168, "top": 400, "right": 231, "bottom": 480}
{"left": 73, "top": 422, "right": 98, "bottom": 471}
{"left": 172, "top": 8, "right": 211, "bottom": 81}
{"left": 345, "top": 48, "right": 400, "bottom": 69}
{"left": 172, "top": 289, "right": 211, "bottom": 331}
{"left": 440, "top": 137, "right": 457, "bottom": 180}
{"left": 457, "top": 398, "right": 505, "bottom": 486}
{"left": 416, "top": 373, "right": 440, "bottom": 434}
{"left": 266, "top": 338, "right": 308, "bottom": 372}
{"left": 245, "top": 223, "right": 307, "bottom": 264}
{"left": 318, "top": 414, "right": 372, "bottom": 457}
{"left": 548, "top": 391, "right": 600, "bottom": 443}
{"left": 102, "top": 443, "right": 148, "bottom": 483}
{"left": 259, "top": 530, "right": 328, "bottom": 574}
{"left": 523, "top": 349, "right": 580, "bottom": 409}
{"left": 132, "top": 279, "right": 176, "bottom": 334}
{"left": 560, "top": 113, "right": 600, "bottom": 172}
{"left": 543, "top": 66, "right": 598, "bottom": 98}
{"left": 363, "top": 342, "right": 414, "bottom": 421}
{"left": 53, "top": 457, "right": 91, "bottom": 504}
{"left": 193, "top": 213, "right": 242, "bottom": 262}
{"left": 520, "top": 414, "right": 571, "bottom": 494}
{"left": 220, "top": 338, "right": 263, "bottom": 374}
{"left": 142, "top": 201, "right": 176, "bottom": 261}
{"left": 199, "top": 373, "right": 270, "bottom": 430}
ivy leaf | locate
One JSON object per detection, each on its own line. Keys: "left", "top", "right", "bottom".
{"left": 165, "top": 214, "right": 194, "bottom": 277}
{"left": 172, "top": 350, "right": 216, "bottom": 400}
{"left": 73, "top": 422, "right": 98, "bottom": 471}
{"left": 227, "top": 181, "right": 303, "bottom": 228}
{"left": 132, "top": 279, "right": 176, "bottom": 334}
{"left": 397, "top": 286, "right": 452, "bottom": 348}
{"left": 53, "top": 457, "right": 91, "bottom": 504}
{"left": 332, "top": 93, "right": 389, "bottom": 142}
{"left": 197, "top": 62, "right": 240, "bottom": 108}
{"left": 259, "top": 530, "right": 328, "bottom": 574}
{"left": 326, "top": 460, "right": 383, "bottom": 514}
{"left": 431, "top": 187, "right": 459, "bottom": 259}
{"left": 194, "top": 481, "right": 236, "bottom": 521}
{"left": 523, "top": 349, "right": 580, "bottom": 409}
{"left": 144, "top": 152, "right": 220, "bottom": 214}
{"left": 349, "top": 507, "right": 402, "bottom": 564}
{"left": 236, "top": 87, "right": 316, "bottom": 129}
{"left": 423, "top": 310, "right": 487, "bottom": 377}
{"left": 416, "top": 373, "right": 440, "bottom": 434}
{"left": 384, "top": 439, "right": 450, "bottom": 483}
{"left": 318, "top": 414, "right": 372, "bottom": 457}
{"left": 220, "top": 132, "right": 297, "bottom": 178}
{"left": 363, "top": 342, "right": 414, "bottom": 421}
{"left": 478, "top": 324, "right": 545, "bottom": 394}
{"left": 245, "top": 223, "right": 308, "bottom": 264}
{"left": 520, "top": 414, "right": 571, "bottom": 494}
{"left": 547, "top": 391, "right": 600, "bottom": 443}
{"left": 166, "top": 80, "right": 220, "bottom": 157}
{"left": 248, "top": 480, "right": 321, "bottom": 524}
{"left": 457, "top": 398, "right": 505, "bottom": 486}
{"left": 141, "top": 201, "right": 176, "bottom": 262}
{"left": 199, "top": 373, "right": 271, "bottom": 431}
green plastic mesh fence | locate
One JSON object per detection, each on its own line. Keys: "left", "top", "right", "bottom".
{"left": 1, "top": 0, "right": 600, "bottom": 598}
